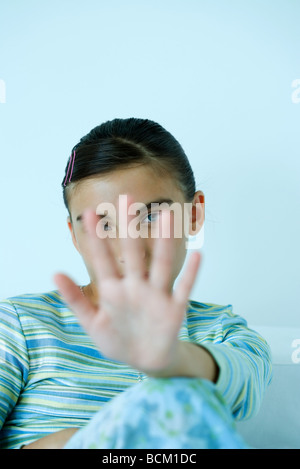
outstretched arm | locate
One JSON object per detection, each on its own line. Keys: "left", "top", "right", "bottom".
{"left": 54, "top": 198, "right": 218, "bottom": 381}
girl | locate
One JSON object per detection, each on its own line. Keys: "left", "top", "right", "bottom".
{"left": 0, "top": 118, "right": 272, "bottom": 449}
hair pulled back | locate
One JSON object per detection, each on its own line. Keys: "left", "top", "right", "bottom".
{"left": 62, "top": 118, "right": 196, "bottom": 212}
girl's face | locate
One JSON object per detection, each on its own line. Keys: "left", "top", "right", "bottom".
{"left": 67, "top": 164, "right": 204, "bottom": 293}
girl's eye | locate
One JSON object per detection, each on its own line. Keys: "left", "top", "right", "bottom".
{"left": 96, "top": 213, "right": 113, "bottom": 231}
{"left": 142, "top": 211, "right": 160, "bottom": 224}
{"left": 103, "top": 222, "right": 112, "bottom": 231}
{"left": 98, "top": 220, "right": 112, "bottom": 231}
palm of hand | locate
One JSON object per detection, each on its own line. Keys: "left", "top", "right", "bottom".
{"left": 88, "top": 277, "right": 187, "bottom": 372}
{"left": 54, "top": 199, "right": 201, "bottom": 374}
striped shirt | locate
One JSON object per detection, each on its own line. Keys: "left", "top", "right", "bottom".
{"left": 0, "top": 290, "right": 272, "bottom": 449}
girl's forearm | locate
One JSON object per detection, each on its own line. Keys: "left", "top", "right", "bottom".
{"left": 145, "top": 340, "right": 219, "bottom": 382}
{"left": 22, "top": 428, "right": 79, "bottom": 449}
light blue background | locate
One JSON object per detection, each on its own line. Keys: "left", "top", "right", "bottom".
{"left": 0, "top": 0, "right": 299, "bottom": 327}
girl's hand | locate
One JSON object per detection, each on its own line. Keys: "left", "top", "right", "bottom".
{"left": 54, "top": 197, "right": 201, "bottom": 375}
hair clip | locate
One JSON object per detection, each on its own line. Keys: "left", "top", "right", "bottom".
{"left": 64, "top": 150, "right": 76, "bottom": 186}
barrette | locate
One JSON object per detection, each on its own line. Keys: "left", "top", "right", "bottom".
{"left": 64, "top": 150, "right": 76, "bottom": 186}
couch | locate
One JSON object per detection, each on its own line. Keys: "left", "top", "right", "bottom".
{"left": 236, "top": 325, "right": 300, "bottom": 449}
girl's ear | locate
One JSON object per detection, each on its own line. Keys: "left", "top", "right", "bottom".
{"left": 189, "top": 191, "right": 205, "bottom": 236}
{"left": 67, "top": 215, "right": 80, "bottom": 253}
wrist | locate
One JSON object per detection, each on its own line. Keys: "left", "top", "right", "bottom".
{"left": 145, "top": 340, "right": 183, "bottom": 378}
{"left": 146, "top": 340, "right": 219, "bottom": 382}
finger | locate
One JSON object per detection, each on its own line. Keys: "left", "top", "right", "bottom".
{"left": 149, "top": 210, "right": 174, "bottom": 290}
{"left": 119, "top": 195, "right": 147, "bottom": 279}
{"left": 83, "top": 209, "right": 121, "bottom": 282}
{"left": 173, "top": 251, "right": 202, "bottom": 306}
{"left": 53, "top": 273, "right": 97, "bottom": 328}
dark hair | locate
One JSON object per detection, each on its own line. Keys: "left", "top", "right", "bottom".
{"left": 62, "top": 118, "right": 196, "bottom": 213}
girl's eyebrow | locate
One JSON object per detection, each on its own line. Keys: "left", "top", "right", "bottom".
{"left": 75, "top": 199, "right": 175, "bottom": 223}
{"left": 76, "top": 213, "right": 106, "bottom": 222}
{"left": 129, "top": 198, "right": 175, "bottom": 216}
{"left": 144, "top": 198, "right": 174, "bottom": 210}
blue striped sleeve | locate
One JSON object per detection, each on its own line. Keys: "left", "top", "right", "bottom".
{"left": 0, "top": 300, "right": 29, "bottom": 430}
{"left": 184, "top": 302, "right": 273, "bottom": 421}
